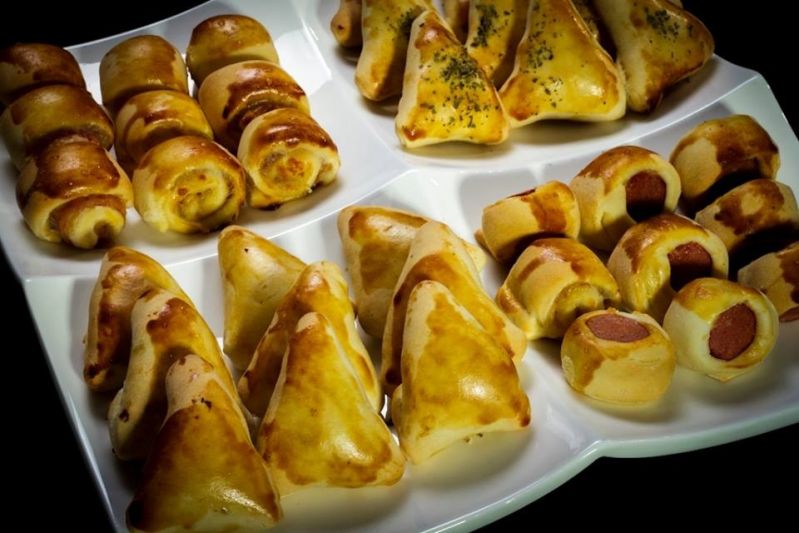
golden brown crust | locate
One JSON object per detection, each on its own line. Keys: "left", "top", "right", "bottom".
{"left": 331, "top": 0, "right": 364, "bottom": 48}
{"left": 465, "top": 0, "right": 529, "bottom": 86}
{"left": 0, "top": 43, "right": 85, "bottom": 105}
{"left": 443, "top": 0, "right": 470, "bottom": 42}
{"left": 738, "top": 242, "right": 799, "bottom": 322}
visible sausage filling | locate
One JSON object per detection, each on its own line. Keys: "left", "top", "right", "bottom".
{"left": 668, "top": 242, "right": 712, "bottom": 291}
{"left": 586, "top": 313, "right": 650, "bottom": 343}
{"left": 709, "top": 303, "right": 756, "bottom": 360}
{"left": 626, "top": 171, "right": 666, "bottom": 222}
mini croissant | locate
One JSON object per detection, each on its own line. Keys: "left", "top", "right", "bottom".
{"left": 258, "top": 312, "right": 404, "bottom": 495}
{"left": 0, "top": 43, "right": 85, "bottom": 106}
{"left": 465, "top": 0, "right": 529, "bottom": 86}
{"left": 127, "top": 354, "right": 281, "bottom": 532}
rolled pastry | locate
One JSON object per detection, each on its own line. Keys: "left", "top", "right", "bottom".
{"left": 127, "top": 355, "right": 281, "bottom": 532}
{"left": 0, "top": 84, "right": 113, "bottom": 170}
{"left": 497, "top": 238, "right": 621, "bottom": 339}
{"left": 238, "top": 108, "right": 339, "bottom": 209}
{"left": 258, "top": 313, "right": 404, "bottom": 494}
{"left": 443, "top": 0, "right": 470, "bottom": 42}
{"left": 99, "top": 35, "right": 189, "bottom": 117}
{"left": 391, "top": 281, "right": 530, "bottom": 464}
{"left": 132, "top": 135, "right": 246, "bottom": 234}
{"left": 218, "top": 226, "right": 305, "bottom": 370}
{"left": 670, "top": 115, "right": 780, "bottom": 214}
{"left": 477, "top": 180, "right": 580, "bottom": 263}
{"left": 187, "top": 14, "right": 279, "bottom": 86}
{"left": 465, "top": 0, "right": 529, "bottom": 86}
{"left": 198, "top": 60, "right": 310, "bottom": 152}
{"left": 108, "top": 289, "right": 235, "bottom": 461}
{"left": 337, "top": 205, "right": 486, "bottom": 338}
{"left": 84, "top": 246, "right": 191, "bottom": 392}
{"left": 113, "top": 90, "right": 213, "bottom": 173}
{"left": 607, "top": 213, "right": 729, "bottom": 321}
{"left": 570, "top": 145, "right": 682, "bottom": 251}
{"left": 499, "top": 0, "right": 625, "bottom": 127}
{"left": 663, "top": 278, "right": 778, "bottom": 382}
{"left": 738, "top": 242, "right": 799, "bottom": 322}
{"left": 561, "top": 308, "right": 676, "bottom": 404}
{"left": 16, "top": 136, "right": 132, "bottom": 249}
{"left": 0, "top": 43, "right": 85, "bottom": 106}
{"left": 695, "top": 179, "right": 799, "bottom": 273}
{"left": 331, "top": 0, "right": 363, "bottom": 48}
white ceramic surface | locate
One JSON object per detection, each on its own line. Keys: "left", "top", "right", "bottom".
{"left": 8, "top": 1, "right": 799, "bottom": 531}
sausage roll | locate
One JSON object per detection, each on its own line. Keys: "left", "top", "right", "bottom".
{"left": 477, "top": 180, "right": 580, "bottom": 263}
{"left": 593, "top": 0, "right": 714, "bottom": 112}
{"left": 607, "top": 213, "right": 729, "bottom": 321}
{"left": 738, "top": 242, "right": 799, "bottom": 322}
{"left": 670, "top": 115, "right": 780, "bottom": 214}
{"left": 391, "top": 280, "right": 531, "bottom": 464}
{"left": 443, "top": 0, "right": 470, "bottom": 42}
{"left": 258, "top": 313, "right": 404, "bottom": 494}
{"left": 198, "top": 60, "right": 310, "bottom": 152}
{"left": 132, "top": 135, "right": 246, "bottom": 234}
{"left": 499, "top": 0, "right": 625, "bottom": 127}
{"left": 695, "top": 179, "right": 799, "bottom": 273}
{"left": 16, "top": 136, "right": 132, "bottom": 249}
{"left": 497, "top": 238, "right": 621, "bottom": 339}
{"left": 84, "top": 246, "right": 191, "bottom": 392}
{"left": 663, "top": 278, "right": 779, "bottom": 382}
{"left": 218, "top": 226, "right": 305, "bottom": 370}
{"left": 127, "top": 355, "right": 281, "bottom": 532}
{"left": 113, "top": 90, "right": 213, "bottom": 173}
{"left": 238, "top": 108, "right": 339, "bottom": 209}
{"left": 0, "top": 84, "right": 113, "bottom": 170}
{"left": 0, "top": 43, "right": 85, "bottom": 106}
{"left": 561, "top": 308, "right": 676, "bottom": 404}
{"left": 331, "top": 0, "right": 363, "bottom": 48}
{"left": 570, "top": 145, "right": 682, "bottom": 251}
{"left": 337, "top": 205, "right": 486, "bottom": 338}
{"left": 396, "top": 9, "right": 509, "bottom": 147}
{"left": 465, "top": 0, "right": 529, "bottom": 86}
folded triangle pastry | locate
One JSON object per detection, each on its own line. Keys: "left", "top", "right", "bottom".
{"left": 218, "top": 226, "right": 305, "bottom": 370}
{"left": 443, "top": 0, "right": 470, "bottom": 42}
{"left": 465, "top": 0, "right": 529, "bottom": 86}
{"left": 391, "top": 281, "right": 531, "bottom": 464}
{"left": 258, "top": 312, "right": 405, "bottom": 494}
{"left": 127, "top": 354, "right": 281, "bottom": 532}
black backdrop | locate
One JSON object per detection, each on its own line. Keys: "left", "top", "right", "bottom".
{"left": 2, "top": 2, "right": 796, "bottom": 530}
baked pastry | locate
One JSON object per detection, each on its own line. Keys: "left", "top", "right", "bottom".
{"left": 238, "top": 108, "right": 339, "bottom": 209}
{"left": 16, "top": 136, "right": 132, "bottom": 249}
{"left": 593, "top": 0, "right": 714, "bottom": 112}
{"left": 443, "top": 0, "right": 470, "bottom": 42}
{"left": 132, "top": 135, "right": 247, "bottom": 234}
{"left": 198, "top": 60, "right": 310, "bottom": 151}
{"left": 738, "top": 242, "right": 799, "bottom": 322}
{"left": 497, "top": 238, "right": 621, "bottom": 339}
{"left": 561, "top": 308, "right": 676, "bottom": 404}
{"left": 465, "top": 0, "right": 529, "bottom": 86}
{"left": 570, "top": 145, "right": 682, "bottom": 251}
{"left": 382, "top": 221, "right": 527, "bottom": 394}
{"left": 391, "top": 280, "right": 531, "bottom": 464}
{"left": 571, "top": 0, "right": 602, "bottom": 41}
{"left": 607, "top": 213, "right": 729, "bottom": 321}
{"left": 331, "top": 0, "right": 363, "bottom": 48}
{"left": 127, "top": 354, "right": 281, "bottom": 532}
{"left": 477, "top": 180, "right": 580, "bottom": 263}
{"left": 355, "top": 0, "right": 432, "bottom": 101}
{"left": 113, "top": 90, "right": 213, "bottom": 173}
{"left": 108, "top": 289, "right": 235, "bottom": 461}
{"left": 84, "top": 246, "right": 191, "bottom": 392}
{"left": 396, "top": 9, "right": 509, "bottom": 147}
{"left": 258, "top": 312, "right": 404, "bottom": 494}
{"left": 695, "top": 179, "right": 799, "bottom": 273}
{"left": 187, "top": 14, "right": 279, "bottom": 86}
{"left": 0, "top": 43, "right": 85, "bottom": 106}
{"left": 663, "top": 278, "right": 778, "bottom": 382}
{"left": 499, "top": 0, "right": 625, "bottom": 127}
{"left": 670, "top": 115, "right": 780, "bottom": 214}
{"left": 337, "top": 205, "right": 486, "bottom": 338}
{"left": 99, "top": 35, "right": 189, "bottom": 117}
{"left": 218, "top": 226, "right": 305, "bottom": 369}
{"left": 239, "top": 261, "right": 382, "bottom": 417}
{"left": 0, "top": 84, "right": 113, "bottom": 170}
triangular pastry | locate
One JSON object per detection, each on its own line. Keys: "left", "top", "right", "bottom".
{"left": 218, "top": 226, "right": 305, "bottom": 370}
{"left": 443, "top": 0, "right": 470, "bottom": 42}
{"left": 499, "top": 0, "right": 625, "bottom": 127}
{"left": 238, "top": 261, "right": 382, "bottom": 417}
{"left": 396, "top": 9, "right": 509, "bottom": 147}
{"left": 391, "top": 281, "right": 531, "bottom": 464}
{"left": 465, "top": 0, "right": 529, "bottom": 86}
{"left": 258, "top": 312, "right": 405, "bottom": 494}
{"left": 127, "top": 354, "right": 281, "bottom": 532}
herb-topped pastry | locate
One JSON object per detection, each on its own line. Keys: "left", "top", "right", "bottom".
{"left": 465, "top": 0, "right": 529, "bottom": 86}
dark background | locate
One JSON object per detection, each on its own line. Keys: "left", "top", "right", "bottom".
{"left": 2, "top": 1, "right": 796, "bottom": 530}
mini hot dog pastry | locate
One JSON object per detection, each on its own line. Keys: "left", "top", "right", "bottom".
{"left": 737, "top": 242, "right": 799, "bottom": 322}
{"left": 0, "top": 43, "right": 85, "bottom": 105}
